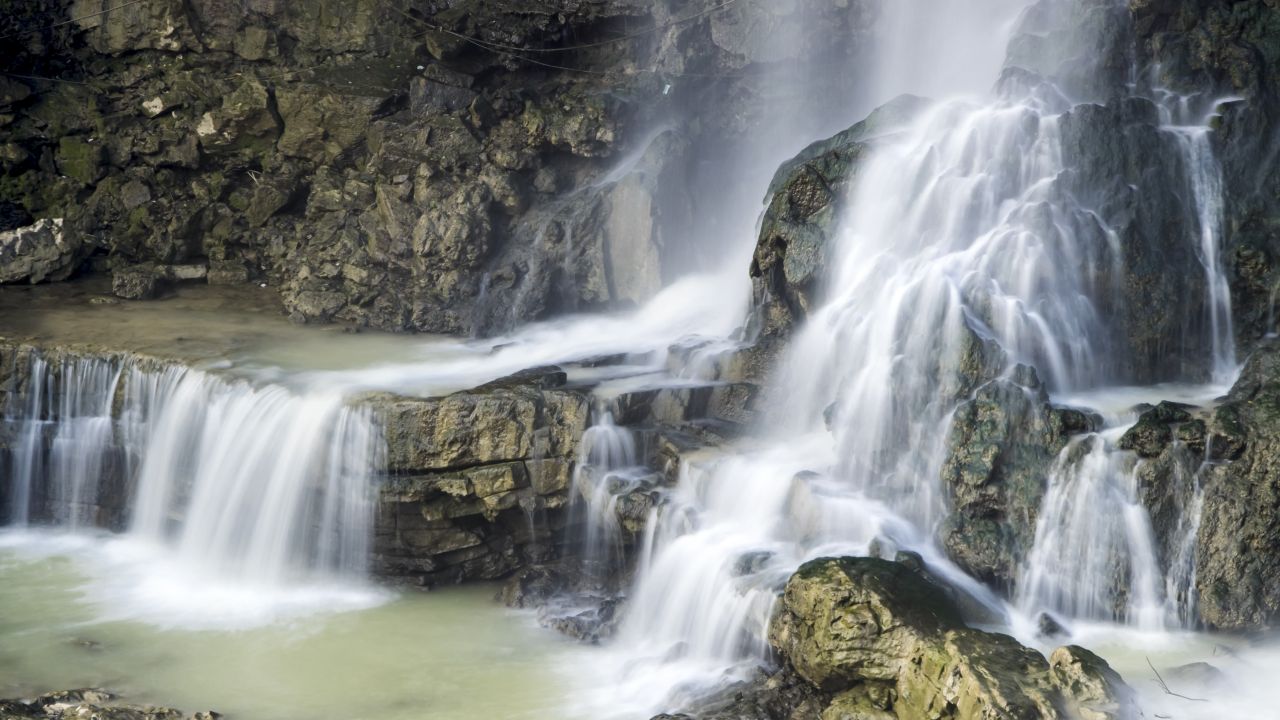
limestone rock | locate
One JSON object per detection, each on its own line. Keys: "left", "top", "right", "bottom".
{"left": 770, "top": 557, "right": 1136, "bottom": 720}
{"left": 0, "top": 218, "right": 80, "bottom": 284}
{"left": 751, "top": 95, "right": 927, "bottom": 343}
{"left": 0, "top": 687, "right": 216, "bottom": 720}
{"left": 1049, "top": 646, "right": 1137, "bottom": 720}
{"left": 940, "top": 366, "right": 1094, "bottom": 586}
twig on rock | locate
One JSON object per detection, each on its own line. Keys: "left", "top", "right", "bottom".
{"left": 1146, "top": 656, "right": 1209, "bottom": 703}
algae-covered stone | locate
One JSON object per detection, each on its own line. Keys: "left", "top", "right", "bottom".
{"left": 56, "top": 136, "right": 105, "bottom": 185}
{"left": 769, "top": 557, "right": 964, "bottom": 691}
{"left": 940, "top": 366, "right": 1092, "bottom": 586}
{"left": 751, "top": 95, "right": 928, "bottom": 341}
{"left": 771, "top": 557, "right": 1136, "bottom": 720}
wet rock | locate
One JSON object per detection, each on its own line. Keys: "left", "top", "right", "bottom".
{"left": 541, "top": 597, "right": 620, "bottom": 644}
{"left": 1196, "top": 344, "right": 1280, "bottom": 629}
{"left": 1037, "top": 612, "right": 1069, "bottom": 640}
{"left": 499, "top": 564, "right": 574, "bottom": 609}
{"left": 0, "top": 218, "right": 79, "bottom": 284}
{"left": 112, "top": 264, "right": 162, "bottom": 300}
{"left": 751, "top": 95, "right": 928, "bottom": 344}
{"left": 770, "top": 557, "right": 1136, "bottom": 720}
{"left": 369, "top": 382, "right": 588, "bottom": 586}
{"left": 1049, "top": 645, "right": 1137, "bottom": 720}
{"left": 1117, "top": 401, "right": 1196, "bottom": 458}
{"left": 940, "top": 366, "right": 1089, "bottom": 587}
{"left": 0, "top": 688, "right": 216, "bottom": 720}
{"left": 1163, "top": 661, "right": 1228, "bottom": 689}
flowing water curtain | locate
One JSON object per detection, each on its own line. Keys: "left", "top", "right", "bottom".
{"left": 570, "top": 406, "right": 647, "bottom": 581}
{"left": 4, "top": 354, "right": 46, "bottom": 526}
{"left": 1, "top": 350, "right": 383, "bottom": 586}
{"left": 128, "top": 372, "right": 381, "bottom": 584}
{"left": 604, "top": 1, "right": 1246, "bottom": 711}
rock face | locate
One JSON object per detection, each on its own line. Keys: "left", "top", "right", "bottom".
{"left": 1130, "top": 0, "right": 1280, "bottom": 348}
{"left": 940, "top": 367, "right": 1096, "bottom": 588}
{"left": 1195, "top": 343, "right": 1280, "bottom": 629}
{"left": 0, "top": 0, "right": 874, "bottom": 335}
{"left": 769, "top": 557, "right": 1137, "bottom": 720}
{"left": 366, "top": 371, "right": 588, "bottom": 585}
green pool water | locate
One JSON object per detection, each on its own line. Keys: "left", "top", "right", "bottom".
{"left": 0, "top": 534, "right": 597, "bottom": 720}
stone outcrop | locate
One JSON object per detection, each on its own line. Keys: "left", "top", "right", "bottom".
{"left": 940, "top": 366, "right": 1097, "bottom": 588}
{"left": 768, "top": 556, "right": 1137, "bottom": 720}
{"left": 1195, "top": 343, "right": 1280, "bottom": 629}
{"left": 750, "top": 95, "right": 926, "bottom": 346}
{"left": 366, "top": 369, "right": 588, "bottom": 586}
{"left": 0, "top": 218, "right": 78, "bottom": 284}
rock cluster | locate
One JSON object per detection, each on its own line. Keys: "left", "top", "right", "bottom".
{"left": 0, "top": 688, "right": 216, "bottom": 720}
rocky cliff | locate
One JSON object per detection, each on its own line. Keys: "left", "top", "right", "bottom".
{"left": 0, "top": 0, "right": 873, "bottom": 334}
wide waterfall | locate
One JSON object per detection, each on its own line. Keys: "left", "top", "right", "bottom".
{"left": 2, "top": 352, "right": 381, "bottom": 617}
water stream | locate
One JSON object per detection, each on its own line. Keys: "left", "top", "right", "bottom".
{"left": 1, "top": 0, "right": 1274, "bottom": 718}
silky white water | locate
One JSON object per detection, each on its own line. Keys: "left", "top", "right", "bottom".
{"left": 0, "top": 0, "right": 1270, "bottom": 718}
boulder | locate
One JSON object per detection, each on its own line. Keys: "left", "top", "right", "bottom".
{"left": 770, "top": 557, "right": 1136, "bottom": 720}
{"left": 112, "top": 264, "right": 162, "bottom": 300}
{"left": 940, "top": 366, "right": 1095, "bottom": 586}
{"left": 751, "top": 95, "right": 927, "bottom": 342}
{"left": 0, "top": 218, "right": 80, "bottom": 284}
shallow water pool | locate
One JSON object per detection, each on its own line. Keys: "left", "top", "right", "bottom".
{"left": 0, "top": 531, "right": 597, "bottom": 720}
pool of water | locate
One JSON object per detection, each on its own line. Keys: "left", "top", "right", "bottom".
{"left": 0, "top": 531, "right": 598, "bottom": 720}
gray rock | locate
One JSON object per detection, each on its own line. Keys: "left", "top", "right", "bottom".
{"left": 0, "top": 218, "right": 79, "bottom": 284}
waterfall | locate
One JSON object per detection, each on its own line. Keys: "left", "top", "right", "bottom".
{"left": 1174, "top": 126, "right": 1237, "bottom": 382}
{"left": 2, "top": 351, "right": 381, "bottom": 588}
{"left": 570, "top": 409, "right": 646, "bottom": 578}
{"left": 594, "top": 0, "right": 1243, "bottom": 712}
{"left": 5, "top": 355, "right": 45, "bottom": 527}
{"left": 1016, "top": 430, "right": 1167, "bottom": 629}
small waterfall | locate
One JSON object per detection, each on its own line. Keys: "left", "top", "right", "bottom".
{"left": 2, "top": 351, "right": 382, "bottom": 587}
{"left": 46, "top": 357, "right": 124, "bottom": 530}
{"left": 571, "top": 409, "right": 646, "bottom": 578}
{"left": 1172, "top": 125, "right": 1237, "bottom": 381}
{"left": 1016, "top": 431, "right": 1166, "bottom": 629}
{"left": 5, "top": 355, "right": 46, "bottom": 526}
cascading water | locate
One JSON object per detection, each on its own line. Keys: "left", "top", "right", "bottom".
{"left": 583, "top": 0, "right": 1245, "bottom": 713}
{"left": 571, "top": 408, "right": 647, "bottom": 578}
{"left": 2, "top": 351, "right": 382, "bottom": 620}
